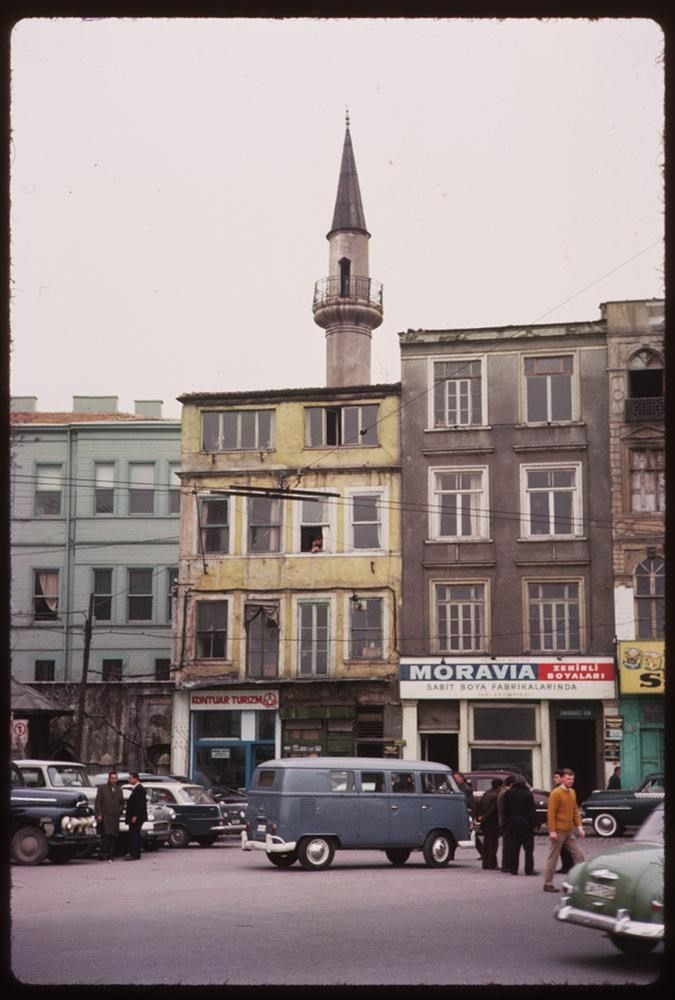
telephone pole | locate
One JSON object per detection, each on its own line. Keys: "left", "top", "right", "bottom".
{"left": 74, "top": 592, "right": 95, "bottom": 761}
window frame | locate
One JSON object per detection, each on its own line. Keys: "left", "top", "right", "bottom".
{"left": 93, "top": 462, "right": 115, "bottom": 515}
{"left": 201, "top": 408, "right": 275, "bottom": 452}
{"left": 34, "top": 464, "right": 63, "bottom": 517}
{"left": 127, "top": 462, "right": 156, "bottom": 516}
{"left": 199, "top": 496, "right": 230, "bottom": 555}
{"left": 520, "top": 461, "right": 583, "bottom": 539}
{"left": 429, "top": 355, "right": 486, "bottom": 429}
{"left": 627, "top": 447, "right": 665, "bottom": 514}
{"left": 304, "top": 403, "right": 379, "bottom": 448}
{"left": 295, "top": 492, "right": 335, "bottom": 553}
{"left": 297, "top": 598, "right": 331, "bottom": 677}
{"left": 34, "top": 659, "right": 56, "bottom": 682}
{"left": 634, "top": 557, "right": 665, "bottom": 640}
{"left": 347, "top": 594, "right": 385, "bottom": 660}
{"left": 429, "top": 466, "right": 490, "bottom": 541}
{"left": 92, "top": 567, "right": 113, "bottom": 622}
{"left": 101, "top": 658, "right": 123, "bottom": 683}
{"left": 168, "top": 463, "right": 181, "bottom": 515}
{"left": 346, "top": 488, "right": 387, "bottom": 552}
{"left": 522, "top": 353, "right": 575, "bottom": 424}
{"left": 245, "top": 601, "right": 280, "bottom": 678}
{"left": 127, "top": 567, "right": 154, "bottom": 622}
{"left": 433, "top": 580, "right": 489, "bottom": 654}
{"left": 195, "top": 599, "right": 229, "bottom": 660}
{"left": 33, "top": 569, "right": 59, "bottom": 622}
{"left": 525, "top": 578, "right": 583, "bottom": 653}
{"left": 167, "top": 566, "right": 178, "bottom": 623}
{"left": 246, "top": 495, "right": 282, "bottom": 554}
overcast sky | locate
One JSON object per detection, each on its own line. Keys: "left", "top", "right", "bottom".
{"left": 10, "top": 17, "right": 664, "bottom": 419}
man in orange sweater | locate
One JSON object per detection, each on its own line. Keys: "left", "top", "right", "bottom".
{"left": 543, "top": 767, "right": 585, "bottom": 892}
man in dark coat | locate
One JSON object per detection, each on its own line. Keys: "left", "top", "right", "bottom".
{"left": 477, "top": 777, "right": 503, "bottom": 869}
{"left": 502, "top": 774, "right": 538, "bottom": 875}
{"left": 95, "top": 770, "right": 124, "bottom": 861}
{"left": 498, "top": 774, "right": 516, "bottom": 871}
{"left": 124, "top": 771, "right": 148, "bottom": 860}
{"left": 455, "top": 772, "right": 482, "bottom": 859}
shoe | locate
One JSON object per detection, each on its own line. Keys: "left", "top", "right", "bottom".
{"left": 543, "top": 884, "right": 559, "bottom": 893}
{"left": 525, "top": 871, "right": 539, "bottom": 876}
{"left": 108, "top": 858, "right": 113, "bottom": 863}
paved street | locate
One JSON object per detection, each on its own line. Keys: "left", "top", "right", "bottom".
{"left": 10, "top": 834, "right": 663, "bottom": 986}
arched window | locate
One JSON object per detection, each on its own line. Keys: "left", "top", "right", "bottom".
{"left": 339, "top": 257, "right": 351, "bottom": 297}
{"left": 626, "top": 350, "right": 664, "bottom": 420}
{"left": 635, "top": 557, "right": 664, "bottom": 639}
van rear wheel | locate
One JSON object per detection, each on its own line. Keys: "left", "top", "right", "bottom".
{"left": 423, "top": 831, "right": 453, "bottom": 867}
{"left": 267, "top": 849, "right": 298, "bottom": 867}
{"left": 385, "top": 848, "right": 411, "bottom": 866}
{"left": 297, "top": 836, "right": 335, "bottom": 871}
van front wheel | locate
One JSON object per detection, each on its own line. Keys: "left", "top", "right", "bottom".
{"left": 423, "top": 831, "right": 453, "bottom": 867}
{"left": 385, "top": 848, "right": 411, "bottom": 866}
{"left": 267, "top": 849, "right": 298, "bottom": 867}
{"left": 297, "top": 836, "right": 335, "bottom": 870}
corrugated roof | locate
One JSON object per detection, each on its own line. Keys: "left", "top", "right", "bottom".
{"left": 178, "top": 382, "right": 401, "bottom": 404}
{"left": 10, "top": 411, "right": 173, "bottom": 425}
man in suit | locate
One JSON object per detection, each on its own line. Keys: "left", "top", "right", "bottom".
{"left": 124, "top": 771, "right": 148, "bottom": 860}
{"left": 95, "top": 770, "right": 124, "bottom": 861}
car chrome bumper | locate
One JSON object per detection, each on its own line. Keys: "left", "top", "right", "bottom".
{"left": 241, "top": 832, "right": 297, "bottom": 854}
{"left": 556, "top": 897, "right": 664, "bottom": 940}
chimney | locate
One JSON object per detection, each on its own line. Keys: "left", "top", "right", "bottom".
{"left": 134, "top": 400, "right": 163, "bottom": 418}
{"left": 10, "top": 396, "right": 37, "bottom": 412}
{"left": 73, "top": 396, "right": 119, "bottom": 413}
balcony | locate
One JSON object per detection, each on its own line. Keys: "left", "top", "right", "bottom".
{"left": 312, "top": 275, "right": 383, "bottom": 313}
{"left": 624, "top": 397, "right": 665, "bottom": 421}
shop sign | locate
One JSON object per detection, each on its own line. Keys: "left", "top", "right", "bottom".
{"left": 604, "top": 715, "right": 624, "bottom": 741}
{"left": 604, "top": 742, "right": 621, "bottom": 761}
{"left": 618, "top": 641, "right": 665, "bottom": 695}
{"left": 399, "top": 658, "right": 616, "bottom": 700}
{"left": 190, "top": 690, "right": 279, "bottom": 710}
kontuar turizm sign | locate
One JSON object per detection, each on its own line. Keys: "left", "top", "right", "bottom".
{"left": 399, "top": 658, "right": 616, "bottom": 700}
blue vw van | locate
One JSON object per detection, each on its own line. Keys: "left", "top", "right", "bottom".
{"left": 241, "top": 757, "right": 473, "bottom": 870}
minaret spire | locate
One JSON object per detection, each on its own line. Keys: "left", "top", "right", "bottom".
{"left": 312, "top": 116, "right": 383, "bottom": 387}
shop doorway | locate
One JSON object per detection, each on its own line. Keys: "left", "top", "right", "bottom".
{"left": 554, "top": 718, "right": 598, "bottom": 805}
{"left": 421, "top": 733, "right": 458, "bottom": 770}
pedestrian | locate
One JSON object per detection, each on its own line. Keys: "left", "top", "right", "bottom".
{"left": 552, "top": 768, "right": 574, "bottom": 874}
{"left": 543, "top": 768, "right": 585, "bottom": 892}
{"left": 94, "top": 770, "right": 124, "bottom": 862}
{"left": 124, "top": 771, "right": 148, "bottom": 861}
{"left": 477, "top": 777, "right": 503, "bottom": 869}
{"left": 502, "top": 774, "right": 538, "bottom": 875}
{"left": 455, "top": 771, "right": 482, "bottom": 859}
{"left": 498, "top": 774, "right": 516, "bottom": 872}
{"left": 607, "top": 765, "right": 621, "bottom": 790}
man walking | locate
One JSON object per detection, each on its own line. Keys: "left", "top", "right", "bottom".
{"left": 543, "top": 768, "right": 585, "bottom": 892}
{"left": 95, "top": 770, "right": 124, "bottom": 861}
{"left": 552, "top": 768, "right": 574, "bottom": 874}
{"left": 124, "top": 771, "right": 148, "bottom": 861}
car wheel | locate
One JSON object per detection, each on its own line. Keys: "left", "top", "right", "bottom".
{"left": 297, "top": 836, "right": 335, "bottom": 871}
{"left": 592, "top": 813, "right": 621, "bottom": 837}
{"left": 422, "top": 830, "right": 454, "bottom": 867}
{"left": 168, "top": 825, "right": 191, "bottom": 848}
{"left": 11, "top": 827, "right": 49, "bottom": 866}
{"left": 385, "top": 848, "right": 411, "bottom": 866}
{"left": 267, "top": 850, "right": 298, "bottom": 867}
{"left": 47, "top": 847, "right": 76, "bottom": 864}
{"left": 196, "top": 836, "right": 218, "bottom": 847}
{"left": 609, "top": 934, "right": 659, "bottom": 956}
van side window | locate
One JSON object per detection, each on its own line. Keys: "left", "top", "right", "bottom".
{"left": 422, "top": 773, "right": 452, "bottom": 794}
{"left": 392, "top": 772, "right": 416, "bottom": 793}
{"left": 256, "top": 769, "right": 277, "bottom": 788}
{"left": 330, "top": 770, "right": 356, "bottom": 792}
{"left": 360, "top": 771, "right": 385, "bottom": 793}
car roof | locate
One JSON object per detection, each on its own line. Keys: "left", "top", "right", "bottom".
{"left": 15, "top": 759, "right": 88, "bottom": 767}
{"left": 253, "top": 758, "right": 453, "bottom": 772}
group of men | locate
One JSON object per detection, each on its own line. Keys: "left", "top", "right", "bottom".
{"left": 94, "top": 770, "right": 148, "bottom": 861}
{"left": 456, "top": 767, "right": 585, "bottom": 892}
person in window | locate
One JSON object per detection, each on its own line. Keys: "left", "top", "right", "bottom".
{"left": 392, "top": 773, "right": 414, "bottom": 793}
{"left": 310, "top": 536, "right": 323, "bottom": 553}
{"left": 607, "top": 765, "right": 621, "bottom": 789}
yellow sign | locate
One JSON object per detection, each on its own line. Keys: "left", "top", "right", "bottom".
{"left": 618, "top": 641, "right": 665, "bottom": 695}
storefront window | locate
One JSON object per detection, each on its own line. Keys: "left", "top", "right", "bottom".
{"left": 193, "top": 710, "right": 242, "bottom": 739}
{"left": 473, "top": 705, "right": 536, "bottom": 741}
{"left": 471, "top": 748, "right": 534, "bottom": 784}
{"left": 257, "top": 711, "right": 276, "bottom": 740}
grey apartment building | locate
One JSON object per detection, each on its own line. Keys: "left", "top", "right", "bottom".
{"left": 397, "top": 306, "right": 627, "bottom": 805}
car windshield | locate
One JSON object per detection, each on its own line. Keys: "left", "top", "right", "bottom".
{"left": 177, "top": 785, "right": 216, "bottom": 804}
{"left": 47, "top": 765, "right": 92, "bottom": 788}
{"left": 635, "top": 805, "right": 664, "bottom": 845}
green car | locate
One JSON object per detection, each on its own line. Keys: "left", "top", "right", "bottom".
{"left": 556, "top": 803, "right": 664, "bottom": 956}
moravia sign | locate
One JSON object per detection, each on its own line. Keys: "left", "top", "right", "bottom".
{"left": 400, "top": 658, "right": 616, "bottom": 700}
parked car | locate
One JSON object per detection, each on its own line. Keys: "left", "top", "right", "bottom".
{"left": 91, "top": 772, "right": 187, "bottom": 786}
{"left": 143, "top": 781, "right": 228, "bottom": 847}
{"left": 10, "top": 762, "right": 99, "bottom": 865}
{"left": 205, "top": 785, "right": 248, "bottom": 835}
{"left": 464, "top": 769, "right": 549, "bottom": 829}
{"left": 580, "top": 772, "right": 664, "bottom": 837}
{"left": 556, "top": 802, "right": 664, "bottom": 956}
{"left": 15, "top": 758, "right": 97, "bottom": 807}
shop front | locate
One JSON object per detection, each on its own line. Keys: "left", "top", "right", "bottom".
{"left": 399, "top": 657, "right": 617, "bottom": 802}
{"left": 616, "top": 641, "right": 665, "bottom": 789}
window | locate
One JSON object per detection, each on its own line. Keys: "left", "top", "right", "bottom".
{"left": 193, "top": 711, "right": 242, "bottom": 739}
{"left": 247, "top": 497, "right": 281, "bottom": 553}
{"left": 93, "top": 569, "right": 113, "bottom": 622}
{"left": 431, "top": 469, "right": 488, "bottom": 539}
{"left": 128, "top": 463, "right": 155, "bottom": 514}
{"left": 94, "top": 463, "right": 115, "bottom": 514}
{"left": 299, "top": 496, "right": 331, "bottom": 552}
{"left": 168, "top": 464, "right": 181, "bottom": 514}
{"left": 360, "top": 771, "right": 385, "bottom": 793}
{"left": 635, "top": 558, "right": 664, "bottom": 640}
{"left": 154, "top": 658, "right": 171, "bottom": 681}
{"left": 349, "top": 597, "right": 383, "bottom": 659}
{"left": 202, "top": 409, "right": 274, "bottom": 451}
{"left": 127, "top": 569, "right": 153, "bottom": 621}
{"left": 630, "top": 449, "right": 665, "bottom": 513}
{"left": 528, "top": 581, "right": 580, "bottom": 652}
{"left": 305, "top": 404, "right": 378, "bottom": 447}
{"left": 298, "top": 601, "right": 329, "bottom": 676}
{"left": 33, "top": 571, "right": 58, "bottom": 621}
{"left": 522, "top": 464, "right": 581, "bottom": 537}
{"left": 524, "top": 355, "right": 573, "bottom": 422}
{"left": 433, "top": 359, "right": 483, "bottom": 427}
{"left": 245, "top": 603, "right": 279, "bottom": 678}
{"left": 435, "top": 583, "right": 486, "bottom": 653}
{"left": 167, "top": 567, "right": 178, "bottom": 622}
{"left": 199, "top": 498, "right": 230, "bottom": 554}
{"left": 196, "top": 601, "right": 228, "bottom": 658}
{"left": 102, "top": 659, "right": 123, "bottom": 682}
{"left": 35, "top": 465, "right": 62, "bottom": 515}
{"left": 34, "top": 659, "right": 55, "bottom": 682}
{"left": 350, "top": 492, "right": 383, "bottom": 550}
{"left": 473, "top": 704, "right": 536, "bottom": 741}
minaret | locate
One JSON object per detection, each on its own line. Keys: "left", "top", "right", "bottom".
{"left": 312, "top": 113, "right": 383, "bottom": 386}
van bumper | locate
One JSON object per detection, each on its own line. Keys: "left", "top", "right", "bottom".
{"left": 241, "top": 831, "right": 297, "bottom": 854}
{"left": 457, "top": 828, "right": 476, "bottom": 850}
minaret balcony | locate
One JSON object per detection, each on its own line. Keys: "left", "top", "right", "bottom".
{"left": 313, "top": 275, "right": 383, "bottom": 314}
